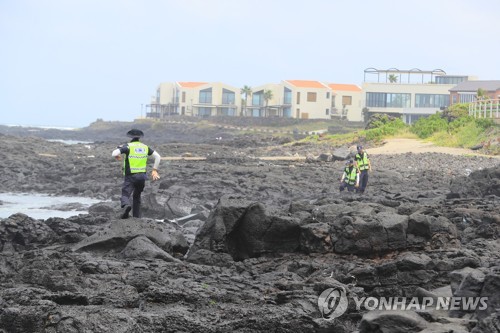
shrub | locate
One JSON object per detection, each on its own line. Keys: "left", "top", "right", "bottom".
{"left": 364, "top": 118, "right": 406, "bottom": 141}
{"left": 411, "top": 113, "right": 448, "bottom": 138}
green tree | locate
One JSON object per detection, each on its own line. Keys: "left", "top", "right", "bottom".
{"left": 388, "top": 74, "right": 398, "bottom": 83}
{"left": 240, "top": 85, "right": 252, "bottom": 116}
{"left": 263, "top": 89, "right": 273, "bottom": 117}
{"left": 477, "top": 88, "right": 489, "bottom": 101}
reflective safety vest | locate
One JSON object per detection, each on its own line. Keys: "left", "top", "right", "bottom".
{"left": 355, "top": 152, "right": 370, "bottom": 171}
{"left": 124, "top": 142, "right": 148, "bottom": 175}
{"left": 343, "top": 166, "right": 358, "bottom": 185}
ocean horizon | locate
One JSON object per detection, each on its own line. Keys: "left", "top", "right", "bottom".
{"left": 1, "top": 123, "right": 80, "bottom": 130}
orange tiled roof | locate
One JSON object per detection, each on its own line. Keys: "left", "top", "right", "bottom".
{"left": 177, "top": 82, "right": 208, "bottom": 88}
{"left": 286, "top": 80, "right": 328, "bottom": 88}
{"left": 328, "top": 83, "right": 361, "bottom": 92}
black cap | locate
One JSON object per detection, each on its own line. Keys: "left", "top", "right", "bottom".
{"left": 126, "top": 129, "right": 144, "bottom": 138}
{"left": 348, "top": 159, "right": 354, "bottom": 163}
{"left": 357, "top": 145, "right": 363, "bottom": 150}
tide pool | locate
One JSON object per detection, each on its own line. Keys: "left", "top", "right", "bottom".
{"left": 0, "top": 193, "right": 103, "bottom": 220}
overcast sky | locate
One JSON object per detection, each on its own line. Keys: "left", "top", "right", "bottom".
{"left": 1, "top": 0, "right": 499, "bottom": 127}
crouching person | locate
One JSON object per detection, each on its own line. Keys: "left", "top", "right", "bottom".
{"left": 339, "top": 159, "right": 359, "bottom": 192}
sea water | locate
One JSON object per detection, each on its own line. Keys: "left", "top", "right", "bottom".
{"left": 47, "top": 139, "right": 93, "bottom": 145}
{"left": 0, "top": 193, "right": 102, "bottom": 220}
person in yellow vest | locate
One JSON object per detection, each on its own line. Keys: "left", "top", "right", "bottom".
{"left": 354, "top": 145, "right": 371, "bottom": 193}
{"left": 112, "top": 129, "right": 161, "bottom": 219}
{"left": 339, "top": 159, "right": 360, "bottom": 192}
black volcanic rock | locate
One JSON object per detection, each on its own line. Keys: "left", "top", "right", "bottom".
{"left": 0, "top": 129, "right": 499, "bottom": 332}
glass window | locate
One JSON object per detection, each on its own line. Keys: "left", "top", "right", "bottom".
{"left": 325, "top": 109, "right": 329, "bottom": 115}
{"left": 220, "top": 107, "right": 236, "bottom": 116}
{"left": 297, "top": 92, "right": 301, "bottom": 105}
{"left": 222, "top": 89, "right": 235, "bottom": 104}
{"left": 252, "top": 92, "right": 262, "bottom": 106}
{"left": 460, "top": 94, "right": 476, "bottom": 103}
{"left": 366, "top": 92, "right": 410, "bottom": 108}
{"left": 283, "top": 107, "right": 292, "bottom": 117}
{"left": 326, "top": 92, "right": 330, "bottom": 99}
{"left": 307, "top": 92, "right": 317, "bottom": 102}
{"left": 415, "top": 94, "right": 450, "bottom": 108}
{"left": 182, "top": 92, "right": 186, "bottom": 103}
{"left": 284, "top": 87, "right": 292, "bottom": 104}
{"left": 199, "top": 88, "right": 212, "bottom": 104}
{"left": 198, "top": 107, "right": 212, "bottom": 116}
{"left": 435, "top": 76, "right": 467, "bottom": 84}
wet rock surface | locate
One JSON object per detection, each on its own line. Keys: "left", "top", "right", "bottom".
{"left": 0, "top": 126, "right": 499, "bottom": 332}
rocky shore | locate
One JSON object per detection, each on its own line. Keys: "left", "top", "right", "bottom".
{"left": 0, "top": 126, "right": 499, "bottom": 332}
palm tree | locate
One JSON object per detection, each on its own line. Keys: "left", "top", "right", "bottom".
{"left": 263, "top": 89, "right": 273, "bottom": 117}
{"left": 240, "top": 85, "right": 252, "bottom": 116}
{"left": 388, "top": 74, "right": 398, "bottom": 83}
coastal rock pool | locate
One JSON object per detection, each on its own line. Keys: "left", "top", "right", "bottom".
{"left": 0, "top": 192, "right": 103, "bottom": 219}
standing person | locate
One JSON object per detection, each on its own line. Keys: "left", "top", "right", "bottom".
{"left": 112, "top": 129, "right": 161, "bottom": 219}
{"left": 339, "top": 160, "right": 359, "bottom": 192}
{"left": 354, "top": 145, "right": 371, "bottom": 193}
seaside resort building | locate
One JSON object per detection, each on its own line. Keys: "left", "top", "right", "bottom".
{"left": 147, "top": 82, "right": 241, "bottom": 117}
{"left": 362, "top": 68, "right": 473, "bottom": 124}
{"left": 147, "top": 80, "right": 363, "bottom": 122}
{"left": 146, "top": 69, "right": 496, "bottom": 123}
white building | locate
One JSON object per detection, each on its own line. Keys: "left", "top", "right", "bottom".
{"left": 361, "top": 68, "right": 472, "bottom": 124}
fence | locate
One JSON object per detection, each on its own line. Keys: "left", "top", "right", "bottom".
{"left": 469, "top": 99, "right": 500, "bottom": 119}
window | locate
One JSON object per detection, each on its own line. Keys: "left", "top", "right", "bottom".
{"left": 325, "top": 109, "right": 329, "bottom": 115}
{"left": 182, "top": 92, "right": 186, "bottom": 103}
{"left": 415, "top": 94, "right": 450, "bottom": 108}
{"left": 366, "top": 92, "right": 411, "bottom": 108}
{"left": 220, "top": 107, "right": 236, "bottom": 116}
{"left": 332, "top": 95, "right": 336, "bottom": 107}
{"left": 222, "top": 89, "right": 235, "bottom": 104}
{"left": 342, "top": 96, "right": 352, "bottom": 106}
{"left": 307, "top": 92, "right": 317, "bottom": 102}
{"left": 284, "top": 87, "right": 292, "bottom": 104}
{"left": 198, "top": 107, "right": 212, "bottom": 116}
{"left": 296, "top": 92, "right": 301, "bottom": 105}
{"left": 404, "top": 114, "right": 429, "bottom": 124}
{"left": 252, "top": 92, "right": 262, "bottom": 106}
{"left": 459, "top": 94, "right": 476, "bottom": 103}
{"left": 435, "top": 76, "right": 467, "bottom": 84}
{"left": 326, "top": 92, "right": 330, "bottom": 99}
{"left": 283, "top": 107, "right": 292, "bottom": 117}
{"left": 199, "top": 88, "right": 212, "bottom": 104}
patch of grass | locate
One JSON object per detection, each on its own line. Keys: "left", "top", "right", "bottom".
{"left": 301, "top": 118, "right": 407, "bottom": 146}
{"left": 428, "top": 131, "right": 459, "bottom": 147}
{"left": 389, "top": 127, "right": 418, "bottom": 139}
